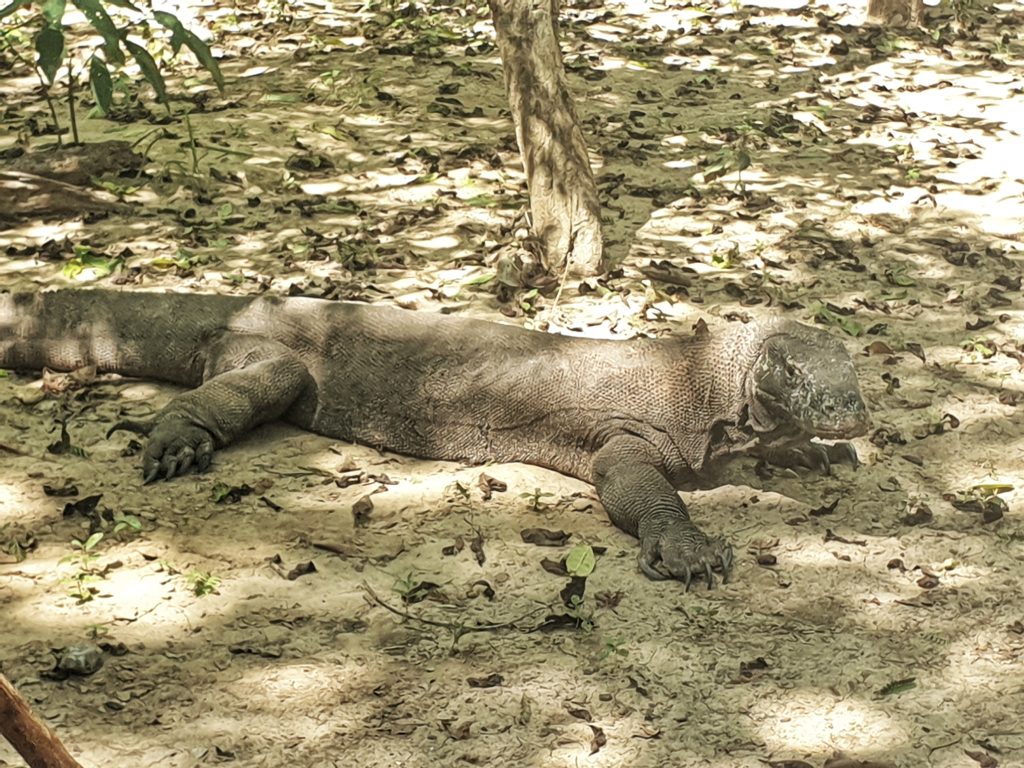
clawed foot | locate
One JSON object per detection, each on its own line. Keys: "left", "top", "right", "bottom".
{"left": 760, "top": 440, "right": 859, "bottom": 475}
{"left": 110, "top": 417, "right": 215, "bottom": 482}
{"left": 638, "top": 522, "right": 734, "bottom": 590}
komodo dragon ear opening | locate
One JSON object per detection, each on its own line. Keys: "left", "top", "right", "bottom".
{"left": 750, "top": 332, "right": 870, "bottom": 440}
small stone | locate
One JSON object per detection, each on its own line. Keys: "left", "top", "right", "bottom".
{"left": 58, "top": 644, "right": 104, "bottom": 676}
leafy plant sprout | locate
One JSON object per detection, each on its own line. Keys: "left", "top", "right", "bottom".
{"left": 0, "top": 0, "right": 223, "bottom": 144}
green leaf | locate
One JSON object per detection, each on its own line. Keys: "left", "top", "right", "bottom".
{"left": 152, "top": 10, "right": 224, "bottom": 92}
{"left": 0, "top": 0, "right": 32, "bottom": 20}
{"left": 40, "top": 0, "right": 66, "bottom": 26}
{"left": 258, "top": 93, "right": 300, "bottom": 104}
{"left": 188, "top": 570, "right": 221, "bottom": 596}
{"left": 89, "top": 55, "right": 113, "bottom": 113}
{"left": 118, "top": 514, "right": 142, "bottom": 530}
{"left": 465, "top": 194, "right": 498, "bottom": 208}
{"left": 885, "top": 267, "right": 916, "bottom": 287}
{"left": 877, "top": 677, "right": 916, "bottom": 697}
{"left": 565, "top": 544, "right": 596, "bottom": 577}
{"left": 101, "top": 0, "right": 139, "bottom": 8}
{"left": 83, "top": 532, "right": 104, "bottom": 550}
{"left": 71, "top": 0, "right": 125, "bottom": 65}
{"left": 962, "top": 338, "right": 995, "bottom": 359}
{"left": 813, "top": 305, "right": 864, "bottom": 337}
{"left": 462, "top": 273, "right": 494, "bottom": 286}
{"left": 149, "top": 256, "right": 184, "bottom": 270}
{"left": 62, "top": 252, "right": 123, "bottom": 280}
{"left": 710, "top": 251, "right": 733, "bottom": 269}
{"left": 35, "top": 26, "right": 65, "bottom": 85}
{"left": 152, "top": 10, "right": 186, "bottom": 51}
{"left": 124, "top": 39, "right": 167, "bottom": 104}
{"left": 972, "top": 483, "right": 1014, "bottom": 496}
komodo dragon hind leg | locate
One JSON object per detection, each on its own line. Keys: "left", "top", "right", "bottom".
{"left": 593, "top": 437, "right": 733, "bottom": 589}
{"left": 120, "top": 334, "right": 314, "bottom": 483}
{"left": 757, "top": 440, "right": 859, "bottom": 475}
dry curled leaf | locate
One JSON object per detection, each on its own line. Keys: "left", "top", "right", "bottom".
{"left": 965, "top": 749, "right": 998, "bottom": 767}
{"left": 351, "top": 494, "right": 374, "bottom": 527}
{"left": 441, "top": 535, "right": 465, "bottom": 556}
{"left": 466, "top": 674, "right": 503, "bottom": 689}
{"left": 478, "top": 472, "right": 507, "bottom": 500}
{"left": 520, "top": 528, "right": 570, "bottom": 546}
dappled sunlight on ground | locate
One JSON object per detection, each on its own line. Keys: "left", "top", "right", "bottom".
{"left": 754, "top": 691, "right": 910, "bottom": 754}
{"left": 2, "top": 0, "right": 1024, "bottom": 764}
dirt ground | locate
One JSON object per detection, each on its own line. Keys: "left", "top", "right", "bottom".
{"left": 1, "top": 0, "right": 1023, "bottom": 766}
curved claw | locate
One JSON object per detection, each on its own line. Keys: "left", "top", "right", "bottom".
{"left": 107, "top": 419, "right": 155, "bottom": 439}
{"left": 833, "top": 441, "right": 860, "bottom": 468}
{"left": 762, "top": 440, "right": 860, "bottom": 475}
{"left": 639, "top": 524, "right": 733, "bottom": 591}
{"left": 141, "top": 419, "right": 215, "bottom": 483}
{"left": 719, "top": 543, "right": 735, "bottom": 583}
{"left": 816, "top": 446, "right": 832, "bottom": 475}
{"left": 638, "top": 557, "right": 671, "bottom": 582}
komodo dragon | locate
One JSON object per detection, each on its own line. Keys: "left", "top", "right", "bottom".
{"left": 0, "top": 290, "right": 869, "bottom": 588}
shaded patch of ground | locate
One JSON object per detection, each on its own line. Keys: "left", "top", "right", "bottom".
{"left": 1, "top": 0, "right": 1023, "bottom": 766}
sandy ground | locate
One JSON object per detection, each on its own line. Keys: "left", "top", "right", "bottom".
{"left": 1, "top": 0, "right": 1023, "bottom": 766}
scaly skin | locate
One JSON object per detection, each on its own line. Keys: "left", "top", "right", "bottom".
{"left": 1, "top": 290, "right": 870, "bottom": 588}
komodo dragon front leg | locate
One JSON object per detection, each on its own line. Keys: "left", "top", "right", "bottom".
{"left": 593, "top": 436, "right": 733, "bottom": 589}
{"left": 111, "top": 333, "right": 313, "bottom": 482}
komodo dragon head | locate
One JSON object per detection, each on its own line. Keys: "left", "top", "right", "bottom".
{"left": 744, "top": 321, "right": 870, "bottom": 442}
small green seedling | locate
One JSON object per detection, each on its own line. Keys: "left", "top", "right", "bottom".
{"left": 59, "top": 532, "right": 105, "bottom": 603}
{"left": 186, "top": 571, "right": 221, "bottom": 597}
{"left": 600, "top": 637, "right": 629, "bottom": 661}
{"left": 565, "top": 592, "right": 594, "bottom": 632}
{"left": 111, "top": 511, "right": 142, "bottom": 538}
{"left": 520, "top": 488, "right": 556, "bottom": 513}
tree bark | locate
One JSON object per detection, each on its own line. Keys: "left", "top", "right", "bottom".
{"left": 488, "top": 0, "right": 604, "bottom": 276}
{"left": 0, "top": 673, "right": 84, "bottom": 768}
{"left": 866, "top": 0, "right": 924, "bottom": 25}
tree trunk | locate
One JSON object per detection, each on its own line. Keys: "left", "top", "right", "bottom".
{"left": 488, "top": 0, "right": 604, "bottom": 276}
{"left": 0, "top": 674, "right": 84, "bottom": 768}
{"left": 866, "top": 0, "right": 924, "bottom": 25}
